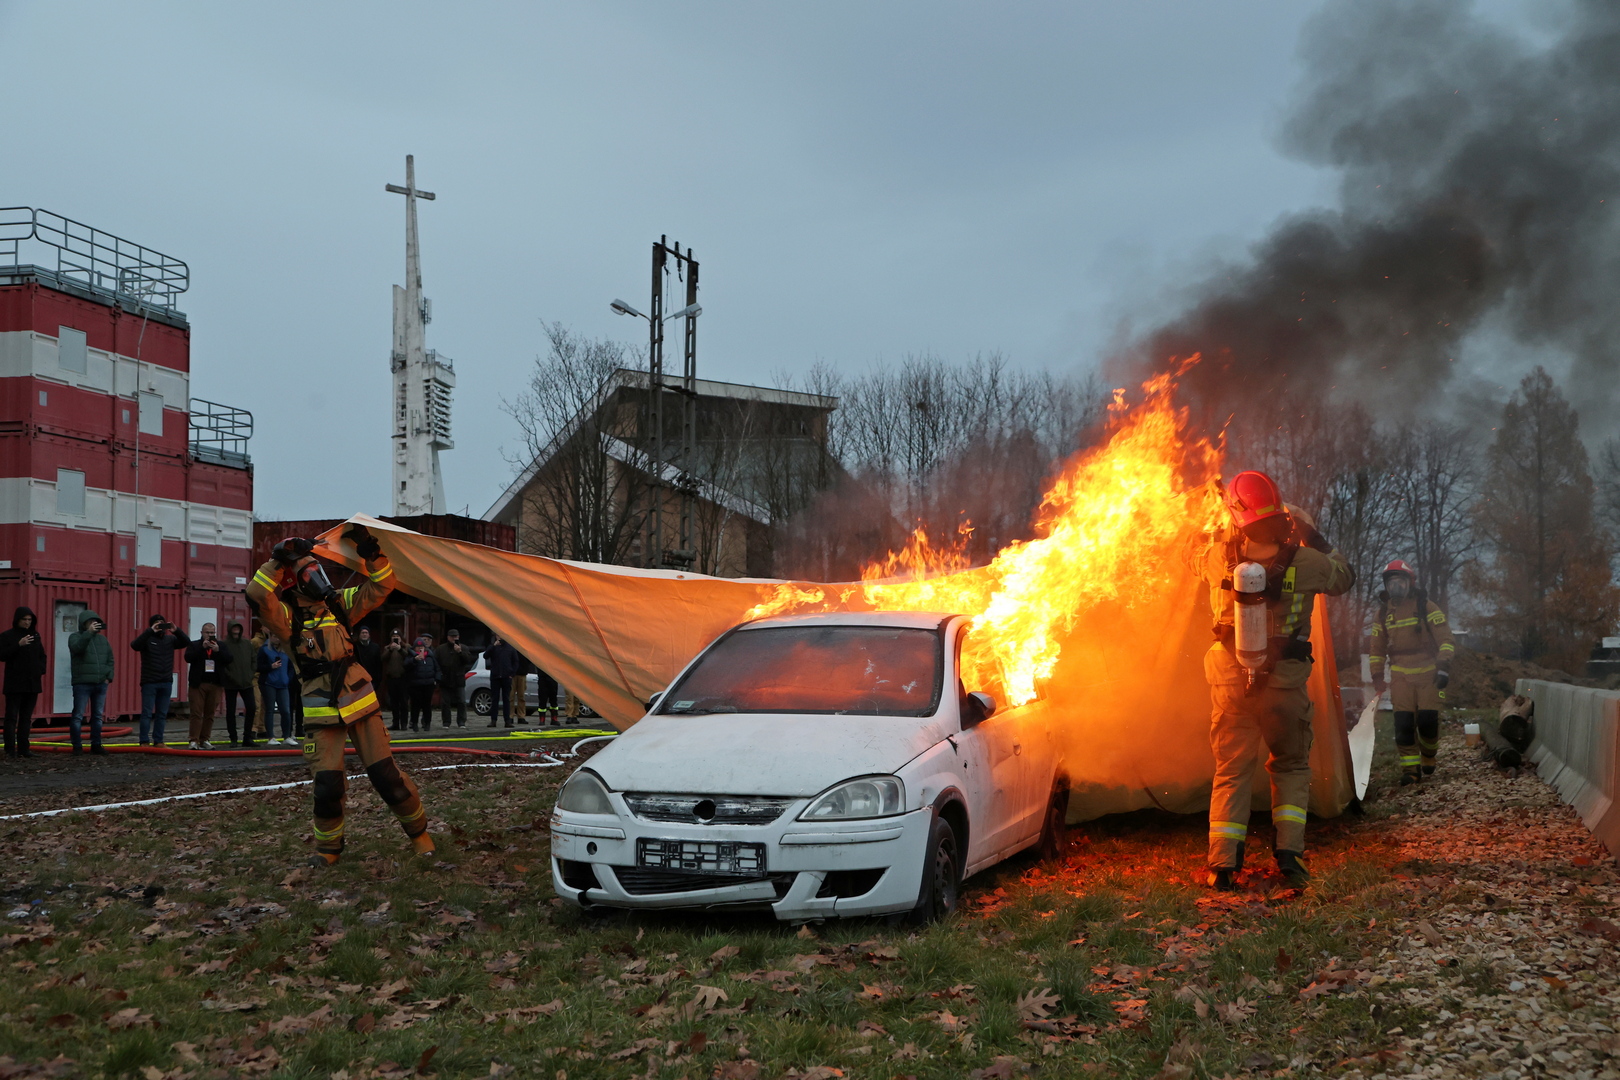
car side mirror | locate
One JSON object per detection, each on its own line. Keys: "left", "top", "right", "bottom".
{"left": 962, "top": 690, "right": 997, "bottom": 727}
{"left": 644, "top": 694, "right": 662, "bottom": 713}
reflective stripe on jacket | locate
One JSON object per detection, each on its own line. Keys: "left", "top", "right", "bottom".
{"left": 1369, "top": 597, "right": 1454, "bottom": 681}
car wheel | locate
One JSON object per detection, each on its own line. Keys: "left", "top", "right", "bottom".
{"left": 905, "top": 816, "right": 961, "bottom": 925}
{"left": 471, "top": 688, "right": 492, "bottom": 716}
{"left": 1037, "top": 784, "right": 1070, "bottom": 863}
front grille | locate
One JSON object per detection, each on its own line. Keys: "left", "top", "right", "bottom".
{"left": 623, "top": 792, "right": 795, "bottom": 825}
{"left": 608, "top": 866, "right": 773, "bottom": 896}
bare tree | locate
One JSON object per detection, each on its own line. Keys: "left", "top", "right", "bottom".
{"left": 1468, "top": 367, "right": 1620, "bottom": 670}
{"left": 774, "top": 355, "right": 1109, "bottom": 576}
{"left": 1387, "top": 421, "right": 1481, "bottom": 608}
{"left": 501, "top": 323, "right": 649, "bottom": 564}
{"left": 1597, "top": 435, "right": 1620, "bottom": 566}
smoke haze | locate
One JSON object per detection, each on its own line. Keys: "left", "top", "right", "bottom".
{"left": 1117, "top": 0, "right": 1620, "bottom": 438}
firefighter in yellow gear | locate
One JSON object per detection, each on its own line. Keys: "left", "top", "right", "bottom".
{"left": 245, "top": 526, "right": 434, "bottom": 867}
{"left": 1368, "top": 559, "right": 1454, "bottom": 785}
{"left": 1198, "top": 471, "right": 1355, "bottom": 889}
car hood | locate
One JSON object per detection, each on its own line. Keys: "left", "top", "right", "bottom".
{"left": 585, "top": 713, "right": 952, "bottom": 797}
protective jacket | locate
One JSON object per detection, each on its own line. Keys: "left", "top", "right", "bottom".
{"left": 185, "top": 637, "right": 224, "bottom": 688}
{"left": 219, "top": 634, "right": 257, "bottom": 690}
{"left": 379, "top": 642, "right": 408, "bottom": 679}
{"left": 68, "top": 611, "right": 115, "bottom": 685}
{"left": 1369, "top": 596, "right": 1454, "bottom": 683}
{"left": 131, "top": 626, "right": 190, "bottom": 685}
{"left": 352, "top": 637, "right": 383, "bottom": 683}
{"left": 244, "top": 553, "right": 395, "bottom": 728}
{"left": 0, "top": 607, "right": 48, "bottom": 694}
{"left": 433, "top": 641, "right": 477, "bottom": 688}
{"left": 1199, "top": 508, "right": 1355, "bottom": 690}
{"left": 485, "top": 641, "right": 522, "bottom": 679}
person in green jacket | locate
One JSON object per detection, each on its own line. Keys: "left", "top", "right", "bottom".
{"left": 68, "top": 610, "right": 115, "bottom": 755}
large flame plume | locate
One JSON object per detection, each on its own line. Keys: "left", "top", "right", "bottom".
{"left": 749, "top": 368, "right": 1226, "bottom": 706}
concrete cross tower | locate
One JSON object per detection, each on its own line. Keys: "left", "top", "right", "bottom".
{"left": 386, "top": 154, "right": 455, "bottom": 515}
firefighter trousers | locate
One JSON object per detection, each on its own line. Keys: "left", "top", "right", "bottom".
{"left": 302, "top": 712, "right": 429, "bottom": 859}
{"left": 1207, "top": 681, "right": 1314, "bottom": 869}
{"left": 1390, "top": 670, "right": 1442, "bottom": 776}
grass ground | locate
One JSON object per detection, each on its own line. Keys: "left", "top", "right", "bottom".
{"left": 0, "top": 714, "right": 1615, "bottom": 1080}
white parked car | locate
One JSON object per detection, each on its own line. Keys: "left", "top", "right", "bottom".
{"left": 549, "top": 611, "right": 1068, "bottom": 923}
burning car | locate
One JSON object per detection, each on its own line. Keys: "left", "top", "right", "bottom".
{"left": 549, "top": 611, "right": 1068, "bottom": 922}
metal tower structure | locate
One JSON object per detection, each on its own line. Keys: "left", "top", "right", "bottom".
{"left": 386, "top": 155, "right": 455, "bottom": 515}
{"left": 646, "top": 237, "right": 698, "bottom": 569}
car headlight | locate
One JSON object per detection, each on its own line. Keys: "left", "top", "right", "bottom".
{"left": 798, "top": 776, "right": 905, "bottom": 821}
{"left": 556, "top": 770, "right": 615, "bottom": 815}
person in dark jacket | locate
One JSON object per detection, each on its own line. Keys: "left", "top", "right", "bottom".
{"left": 0, "top": 607, "right": 47, "bottom": 758}
{"left": 433, "top": 629, "right": 478, "bottom": 729}
{"left": 484, "top": 634, "right": 522, "bottom": 729}
{"left": 257, "top": 634, "right": 295, "bottom": 745}
{"left": 184, "top": 623, "right": 224, "bottom": 750}
{"left": 67, "top": 609, "right": 115, "bottom": 755}
{"left": 404, "top": 637, "right": 440, "bottom": 732}
{"left": 219, "top": 622, "right": 258, "bottom": 747}
{"left": 131, "top": 614, "right": 189, "bottom": 747}
{"left": 352, "top": 627, "right": 384, "bottom": 727}
{"left": 379, "top": 630, "right": 409, "bottom": 731}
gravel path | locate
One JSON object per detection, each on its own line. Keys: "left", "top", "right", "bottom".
{"left": 1347, "top": 729, "right": 1620, "bottom": 1080}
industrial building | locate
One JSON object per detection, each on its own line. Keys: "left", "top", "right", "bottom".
{"left": 0, "top": 207, "right": 253, "bottom": 719}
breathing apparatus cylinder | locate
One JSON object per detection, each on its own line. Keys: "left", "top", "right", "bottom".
{"left": 1232, "top": 561, "right": 1269, "bottom": 674}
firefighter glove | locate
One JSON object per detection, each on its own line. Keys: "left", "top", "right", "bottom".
{"left": 272, "top": 537, "right": 316, "bottom": 565}
{"left": 1299, "top": 524, "right": 1333, "bottom": 553}
{"left": 1434, "top": 668, "right": 1450, "bottom": 691}
{"left": 1372, "top": 678, "right": 1386, "bottom": 696}
{"left": 346, "top": 525, "right": 382, "bottom": 561}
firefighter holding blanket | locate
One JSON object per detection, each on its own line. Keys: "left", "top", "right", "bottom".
{"left": 1198, "top": 471, "right": 1354, "bottom": 889}
{"left": 245, "top": 524, "right": 434, "bottom": 866}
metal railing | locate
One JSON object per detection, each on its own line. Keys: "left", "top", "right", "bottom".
{"left": 0, "top": 207, "right": 188, "bottom": 310}
{"left": 189, "top": 398, "right": 253, "bottom": 467}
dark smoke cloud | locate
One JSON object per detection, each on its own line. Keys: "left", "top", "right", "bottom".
{"left": 1116, "top": 0, "right": 1620, "bottom": 436}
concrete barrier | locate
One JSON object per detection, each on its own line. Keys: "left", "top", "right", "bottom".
{"left": 1516, "top": 678, "right": 1620, "bottom": 855}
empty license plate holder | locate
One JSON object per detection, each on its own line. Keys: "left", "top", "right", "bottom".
{"left": 637, "top": 838, "right": 766, "bottom": 875}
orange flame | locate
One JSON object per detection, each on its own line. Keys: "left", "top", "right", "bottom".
{"left": 749, "top": 368, "right": 1226, "bottom": 706}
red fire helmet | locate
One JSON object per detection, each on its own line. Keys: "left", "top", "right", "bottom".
{"left": 1382, "top": 559, "right": 1417, "bottom": 581}
{"left": 1224, "top": 470, "right": 1287, "bottom": 529}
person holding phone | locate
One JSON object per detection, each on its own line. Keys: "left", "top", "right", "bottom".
{"left": 380, "top": 631, "right": 410, "bottom": 731}
{"left": 405, "top": 636, "right": 440, "bottom": 732}
{"left": 131, "top": 614, "right": 190, "bottom": 747}
{"left": 258, "top": 633, "right": 295, "bottom": 745}
{"left": 67, "top": 610, "right": 114, "bottom": 755}
{"left": 0, "top": 607, "right": 47, "bottom": 758}
{"left": 184, "top": 622, "right": 224, "bottom": 750}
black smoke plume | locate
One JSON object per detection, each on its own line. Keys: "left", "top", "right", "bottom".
{"left": 1117, "top": 0, "right": 1620, "bottom": 436}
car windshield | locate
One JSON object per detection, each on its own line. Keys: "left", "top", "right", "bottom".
{"left": 658, "top": 624, "right": 943, "bottom": 717}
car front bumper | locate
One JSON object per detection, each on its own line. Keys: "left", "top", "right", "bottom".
{"left": 549, "top": 804, "right": 933, "bottom": 921}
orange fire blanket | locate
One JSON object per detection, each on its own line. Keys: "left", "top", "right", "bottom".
{"left": 315, "top": 515, "right": 1354, "bottom": 821}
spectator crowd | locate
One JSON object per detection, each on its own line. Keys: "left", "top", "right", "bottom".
{"left": 0, "top": 606, "right": 571, "bottom": 759}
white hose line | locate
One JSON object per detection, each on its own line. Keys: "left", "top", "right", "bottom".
{"left": 0, "top": 760, "right": 566, "bottom": 821}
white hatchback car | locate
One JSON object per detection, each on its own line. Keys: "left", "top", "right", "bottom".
{"left": 549, "top": 611, "right": 1068, "bottom": 923}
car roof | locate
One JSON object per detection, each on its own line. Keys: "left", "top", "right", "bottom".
{"left": 740, "top": 610, "right": 959, "bottom": 631}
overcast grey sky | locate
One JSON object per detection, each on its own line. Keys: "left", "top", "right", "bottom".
{"left": 3, "top": 1, "right": 1350, "bottom": 519}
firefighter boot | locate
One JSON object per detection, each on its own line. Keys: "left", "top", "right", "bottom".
{"left": 1276, "top": 850, "right": 1310, "bottom": 886}
{"left": 1393, "top": 711, "right": 1421, "bottom": 784}
{"left": 1417, "top": 710, "right": 1440, "bottom": 776}
{"left": 1206, "top": 842, "right": 1244, "bottom": 890}
{"left": 411, "top": 833, "right": 436, "bottom": 859}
